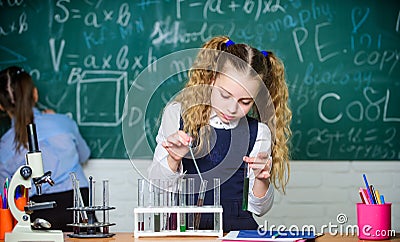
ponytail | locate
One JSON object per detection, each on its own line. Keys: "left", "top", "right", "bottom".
{"left": 0, "top": 66, "right": 35, "bottom": 150}
{"left": 264, "top": 52, "right": 292, "bottom": 193}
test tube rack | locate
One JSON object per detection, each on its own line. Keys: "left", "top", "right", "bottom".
{"left": 133, "top": 206, "right": 223, "bottom": 238}
{"left": 67, "top": 176, "right": 116, "bottom": 238}
{"left": 67, "top": 205, "right": 116, "bottom": 238}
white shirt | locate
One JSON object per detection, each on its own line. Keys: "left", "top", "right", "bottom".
{"left": 148, "top": 102, "right": 274, "bottom": 216}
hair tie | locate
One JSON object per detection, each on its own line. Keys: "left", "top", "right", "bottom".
{"left": 261, "top": 50, "right": 269, "bottom": 57}
{"left": 225, "top": 39, "right": 235, "bottom": 47}
{"left": 16, "top": 68, "right": 24, "bottom": 75}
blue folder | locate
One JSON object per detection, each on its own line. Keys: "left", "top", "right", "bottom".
{"left": 237, "top": 230, "right": 316, "bottom": 239}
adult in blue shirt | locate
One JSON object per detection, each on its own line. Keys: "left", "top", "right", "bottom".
{"left": 0, "top": 66, "right": 91, "bottom": 231}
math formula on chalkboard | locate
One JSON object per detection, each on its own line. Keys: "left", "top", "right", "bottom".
{"left": 1, "top": 0, "right": 399, "bottom": 160}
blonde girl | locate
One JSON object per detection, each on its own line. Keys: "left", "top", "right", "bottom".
{"left": 149, "top": 36, "right": 291, "bottom": 231}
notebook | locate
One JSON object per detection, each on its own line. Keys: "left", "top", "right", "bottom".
{"left": 220, "top": 230, "right": 316, "bottom": 242}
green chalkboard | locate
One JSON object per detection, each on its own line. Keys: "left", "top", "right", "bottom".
{"left": 1, "top": 0, "right": 399, "bottom": 160}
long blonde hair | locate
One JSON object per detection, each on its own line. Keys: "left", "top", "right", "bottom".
{"left": 175, "top": 36, "right": 292, "bottom": 192}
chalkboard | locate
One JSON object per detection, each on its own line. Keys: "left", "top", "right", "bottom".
{"left": 1, "top": 0, "right": 399, "bottom": 160}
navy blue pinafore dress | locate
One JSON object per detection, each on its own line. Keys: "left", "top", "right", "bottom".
{"left": 181, "top": 116, "right": 259, "bottom": 232}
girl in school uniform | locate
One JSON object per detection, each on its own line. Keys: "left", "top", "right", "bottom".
{"left": 0, "top": 66, "right": 91, "bottom": 231}
{"left": 148, "top": 36, "right": 292, "bottom": 232}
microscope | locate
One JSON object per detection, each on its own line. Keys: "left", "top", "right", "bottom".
{"left": 5, "top": 123, "right": 64, "bottom": 242}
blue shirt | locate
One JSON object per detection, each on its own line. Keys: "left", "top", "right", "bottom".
{"left": 0, "top": 108, "right": 90, "bottom": 196}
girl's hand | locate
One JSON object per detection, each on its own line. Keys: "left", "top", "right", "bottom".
{"left": 162, "top": 130, "right": 191, "bottom": 163}
{"left": 243, "top": 152, "right": 272, "bottom": 180}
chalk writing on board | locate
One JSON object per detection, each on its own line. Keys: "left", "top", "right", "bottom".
{"left": 0, "top": 0, "right": 398, "bottom": 160}
{"left": 0, "top": 12, "right": 28, "bottom": 36}
{"left": 54, "top": 1, "right": 131, "bottom": 28}
{"left": 176, "top": 0, "right": 286, "bottom": 21}
{"left": 292, "top": 126, "right": 399, "bottom": 160}
{"left": 318, "top": 88, "right": 399, "bottom": 124}
{"left": 67, "top": 68, "right": 128, "bottom": 127}
{"left": 0, "top": 46, "right": 27, "bottom": 64}
{"left": 397, "top": 10, "right": 400, "bottom": 32}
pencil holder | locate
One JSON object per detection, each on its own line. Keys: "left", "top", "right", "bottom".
{"left": 13, "top": 197, "right": 28, "bottom": 226}
{"left": 356, "top": 203, "right": 392, "bottom": 240}
{"left": 15, "top": 197, "right": 27, "bottom": 211}
{"left": 0, "top": 208, "right": 13, "bottom": 239}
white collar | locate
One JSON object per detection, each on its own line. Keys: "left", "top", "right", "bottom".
{"left": 209, "top": 111, "right": 240, "bottom": 129}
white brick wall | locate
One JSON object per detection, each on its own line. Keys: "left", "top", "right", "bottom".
{"left": 82, "top": 159, "right": 400, "bottom": 233}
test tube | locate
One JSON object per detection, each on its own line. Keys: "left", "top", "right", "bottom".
{"left": 179, "top": 178, "right": 187, "bottom": 232}
{"left": 89, "top": 176, "right": 93, "bottom": 207}
{"left": 70, "top": 173, "right": 88, "bottom": 223}
{"left": 87, "top": 176, "right": 96, "bottom": 235}
{"left": 187, "top": 178, "right": 195, "bottom": 230}
{"left": 152, "top": 179, "right": 161, "bottom": 232}
{"left": 194, "top": 179, "right": 208, "bottom": 230}
{"left": 168, "top": 180, "right": 177, "bottom": 230}
{"left": 102, "top": 179, "right": 110, "bottom": 234}
{"left": 161, "top": 180, "right": 169, "bottom": 230}
{"left": 213, "top": 178, "right": 220, "bottom": 231}
{"left": 70, "top": 174, "right": 80, "bottom": 234}
{"left": 92, "top": 179, "right": 96, "bottom": 207}
{"left": 242, "top": 163, "right": 249, "bottom": 211}
{"left": 146, "top": 180, "right": 153, "bottom": 231}
{"left": 137, "top": 178, "right": 145, "bottom": 231}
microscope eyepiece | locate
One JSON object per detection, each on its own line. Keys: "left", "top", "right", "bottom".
{"left": 27, "top": 123, "right": 40, "bottom": 152}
